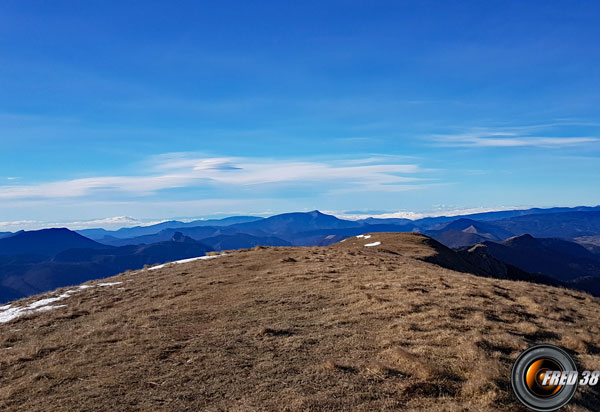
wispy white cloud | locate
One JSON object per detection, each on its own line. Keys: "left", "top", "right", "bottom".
{"left": 0, "top": 154, "right": 429, "bottom": 201}
{"left": 431, "top": 126, "right": 599, "bottom": 148}
{"left": 0, "top": 174, "right": 199, "bottom": 200}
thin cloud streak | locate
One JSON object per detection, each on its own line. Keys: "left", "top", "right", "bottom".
{"left": 0, "top": 155, "right": 428, "bottom": 200}
{"left": 431, "top": 125, "right": 599, "bottom": 148}
{"left": 434, "top": 134, "right": 598, "bottom": 148}
{"left": 0, "top": 174, "right": 199, "bottom": 200}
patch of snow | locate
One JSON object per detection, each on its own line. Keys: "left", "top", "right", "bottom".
{"left": 0, "top": 278, "right": 125, "bottom": 324}
{"left": 28, "top": 295, "right": 68, "bottom": 309}
{"left": 35, "top": 304, "right": 67, "bottom": 312}
{"left": 0, "top": 255, "right": 226, "bottom": 324}
{"left": 0, "top": 296, "right": 70, "bottom": 323}
{"left": 148, "top": 254, "right": 225, "bottom": 271}
{"left": 0, "top": 307, "right": 23, "bottom": 324}
{"left": 356, "top": 234, "right": 372, "bottom": 239}
{"left": 177, "top": 255, "right": 223, "bottom": 264}
{"left": 356, "top": 234, "right": 365, "bottom": 238}
{"left": 1, "top": 347, "right": 12, "bottom": 350}
{"left": 364, "top": 241, "right": 381, "bottom": 247}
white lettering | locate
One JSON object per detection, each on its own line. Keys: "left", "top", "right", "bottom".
{"left": 549, "top": 371, "right": 561, "bottom": 386}
{"left": 559, "top": 372, "right": 569, "bottom": 385}
{"left": 542, "top": 371, "right": 553, "bottom": 386}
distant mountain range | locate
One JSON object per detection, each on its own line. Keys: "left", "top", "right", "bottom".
{"left": 411, "top": 205, "right": 600, "bottom": 228}
{"left": 459, "top": 234, "right": 600, "bottom": 282}
{"left": 0, "top": 228, "right": 105, "bottom": 256}
{"left": 1, "top": 206, "right": 600, "bottom": 303}
{"left": 426, "top": 218, "right": 514, "bottom": 248}
{"left": 78, "top": 216, "right": 263, "bottom": 241}
{"left": 0, "top": 231, "right": 212, "bottom": 303}
{"left": 484, "top": 211, "right": 600, "bottom": 238}
{"left": 199, "top": 233, "right": 291, "bottom": 251}
{"left": 575, "top": 235, "right": 600, "bottom": 255}
{"left": 426, "top": 211, "right": 600, "bottom": 248}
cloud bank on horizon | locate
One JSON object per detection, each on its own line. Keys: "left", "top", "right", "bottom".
{"left": 0, "top": 1, "right": 599, "bottom": 229}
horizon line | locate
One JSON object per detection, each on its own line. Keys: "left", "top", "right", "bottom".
{"left": 2, "top": 204, "right": 599, "bottom": 233}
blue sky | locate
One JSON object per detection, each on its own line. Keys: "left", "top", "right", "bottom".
{"left": 1, "top": 1, "right": 599, "bottom": 230}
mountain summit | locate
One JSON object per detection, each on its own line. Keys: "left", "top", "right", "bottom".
{"left": 1, "top": 232, "right": 599, "bottom": 411}
{"left": 229, "top": 210, "right": 361, "bottom": 236}
{"left": 0, "top": 228, "right": 105, "bottom": 257}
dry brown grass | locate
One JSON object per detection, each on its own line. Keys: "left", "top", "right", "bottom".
{"left": 1, "top": 233, "right": 600, "bottom": 411}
